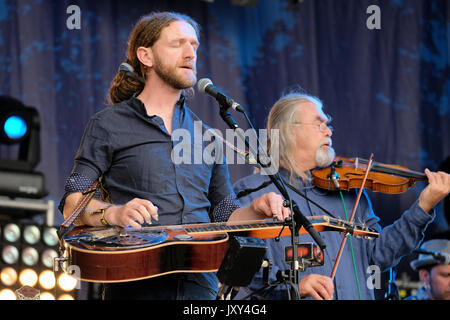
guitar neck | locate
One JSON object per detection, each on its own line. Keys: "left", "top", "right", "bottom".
{"left": 134, "top": 216, "right": 379, "bottom": 240}
{"left": 184, "top": 219, "right": 286, "bottom": 235}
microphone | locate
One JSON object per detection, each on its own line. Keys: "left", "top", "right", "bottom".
{"left": 197, "top": 78, "right": 244, "bottom": 112}
{"left": 119, "top": 62, "right": 146, "bottom": 84}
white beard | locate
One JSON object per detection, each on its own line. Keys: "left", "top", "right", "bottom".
{"left": 315, "top": 142, "right": 335, "bottom": 168}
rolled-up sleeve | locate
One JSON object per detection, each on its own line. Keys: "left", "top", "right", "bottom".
{"left": 58, "top": 117, "right": 112, "bottom": 214}
{"left": 208, "top": 162, "right": 240, "bottom": 222}
{"left": 72, "top": 117, "right": 113, "bottom": 180}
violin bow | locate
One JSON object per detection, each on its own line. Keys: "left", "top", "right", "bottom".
{"left": 330, "top": 153, "right": 374, "bottom": 280}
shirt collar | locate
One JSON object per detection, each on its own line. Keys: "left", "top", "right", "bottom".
{"left": 127, "top": 94, "right": 186, "bottom": 117}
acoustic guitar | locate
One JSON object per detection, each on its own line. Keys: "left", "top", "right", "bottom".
{"left": 59, "top": 216, "right": 378, "bottom": 283}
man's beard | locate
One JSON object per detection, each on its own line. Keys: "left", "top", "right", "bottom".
{"left": 315, "top": 138, "right": 335, "bottom": 168}
{"left": 153, "top": 54, "right": 196, "bottom": 90}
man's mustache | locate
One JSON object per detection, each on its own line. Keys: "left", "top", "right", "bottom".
{"left": 320, "top": 138, "right": 333, "bottom": 148}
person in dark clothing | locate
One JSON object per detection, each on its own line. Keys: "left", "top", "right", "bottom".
{"left": 59, "top": 11, "right": 289, "bottom": 300}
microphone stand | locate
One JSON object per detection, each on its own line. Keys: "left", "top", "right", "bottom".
{"left": 217, "top": 106, "right": 326, "bottom": 300}
{"left": 385, "top": 267, "right": 400, "bottom": 300}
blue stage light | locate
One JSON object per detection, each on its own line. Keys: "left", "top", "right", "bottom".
{"left": 0, "top": 95, "right": 42, "bottom": 173}
{"left": 3, "top": 115, "right": 28, "bottom": 140}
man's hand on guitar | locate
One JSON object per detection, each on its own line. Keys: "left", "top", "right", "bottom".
{"left": 106, "top": 198, "right": 159, "bottom": 229}
{"left": 251, "top": 192, "right": 291, "bottom": 221}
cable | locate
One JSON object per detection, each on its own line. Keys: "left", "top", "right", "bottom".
{"left": 338, "top": 191, "right": 362, "bottom": 300}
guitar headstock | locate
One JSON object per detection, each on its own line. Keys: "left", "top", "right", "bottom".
{"left": 316, "top": 215, "right": 379, "bottom": 239}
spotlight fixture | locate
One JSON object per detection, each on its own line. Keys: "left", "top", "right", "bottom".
{"left": 0, "top": 96, "right": 47, "bottom": 199}
{"left": 0, "top": 96, "right": 41, "bottom": 171}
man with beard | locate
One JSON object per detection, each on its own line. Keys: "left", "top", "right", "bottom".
{"left": 405, "top": 239, "right": 450, "bottom": 300}
{"left": 59, "top": 12, "right": 290, "bottom": 300}
{"left": 232, "top": 91, "right": 450, "bottom": 300}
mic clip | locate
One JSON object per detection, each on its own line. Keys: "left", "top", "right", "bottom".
{"left": 328, "top": 165, "right": 341, "bottom": 191}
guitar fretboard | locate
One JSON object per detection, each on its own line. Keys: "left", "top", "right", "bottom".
{"left": 183, "top": 216, "right": 331, "bottom": 234}
{"left": 185, "top": 221, "right": 285, "bottom": 233}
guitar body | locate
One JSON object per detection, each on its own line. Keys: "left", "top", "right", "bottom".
{"left": 63, "top": 225, "right": 229, "bottom": 283}
{"left": 61, "top": 216, "right": 379, "bottom": 283}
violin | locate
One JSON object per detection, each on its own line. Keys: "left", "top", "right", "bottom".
{"left": 317, "top": 155, "right": 428, "bottom": 280}
{"left": 311, "top": 156, "right": 428, "bottom": 194}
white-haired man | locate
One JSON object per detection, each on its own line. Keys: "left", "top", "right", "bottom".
{"left": 233, "top": 91, "right": 450, "bottom": 300}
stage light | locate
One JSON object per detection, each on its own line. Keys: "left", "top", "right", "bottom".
{"left": 1, "top": 245, "right": 19, "bottom": 265}
{"left": 42, "top": 227, "right": 58, "bottom": 247}
{"left": 1, "top": 267, "right": 17, "bottom": 286}
{"left": 3, "top": 115, "right": 28, "bottom": 141}
{"left": 21, "top": 247, "right": 39, "bottom": 267}
{"left": 58, "top": 293, "right": 74, "bottom": 300}
{"left": 39, "top": 291, "right": 55, "bottom": 300}
{"left": 41, "top": 248, "right": 58, "bottom": 269}
{"left": 0, "top": 96, "right": 44, "bottom": 197}
{"left": 38, "top": 270, "right": 55, "bottom": 290}
{"left": 0, "top": 96, "right": 37, "bottom": 145}
{"left": 3, "top": 223, "right": 21, "bottom": 243}
{"left": 19, "top": 268, "right": 38, "bottom": 287}
{"left": 57, "top": 273, "right": 77, "bottom": 292}
{"left": 23, "top": 225, "right": 41, "bottom": 245}
{"left": 0, "top": 288, "right": 16, "bottom": 300}
{"left": 0, "top": 222, "right": 79, "bottom": 300}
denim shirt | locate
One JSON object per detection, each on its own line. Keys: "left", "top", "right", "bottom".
{"left": 232, "top": 168, "right": 434, "bottom": 300}
{"left": 61, "top": 96, "right": 236, "bottom": 293}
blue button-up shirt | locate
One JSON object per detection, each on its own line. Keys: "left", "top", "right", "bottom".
{"left": 61, "top": 96, "right": 237, "bottom": 293}
{"left": 71, "top": 96, "right": 234, "bottom": 225}
{"left": 232, "top": 168, "right": 434, "bottom": 300}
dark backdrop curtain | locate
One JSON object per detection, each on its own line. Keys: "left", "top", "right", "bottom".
{"left": 1, "top": 0, "right": 449, "bottom": 296}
